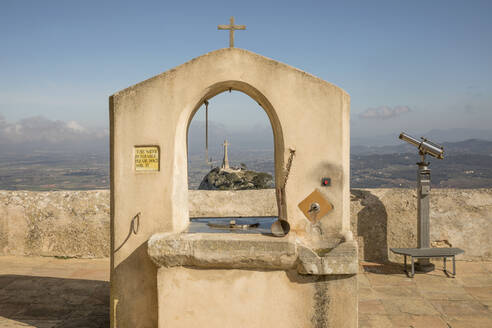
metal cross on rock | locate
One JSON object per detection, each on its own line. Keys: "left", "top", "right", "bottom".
{"left": 218, "top": 16, "right": 246, "bottom": 48}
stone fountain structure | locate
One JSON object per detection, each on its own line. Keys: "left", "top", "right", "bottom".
{"left": 110, "top": 46, "right": 356, "bottom": 327}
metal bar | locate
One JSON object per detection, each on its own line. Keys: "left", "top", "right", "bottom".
{"left": 453, "top": 255, "right": 456, "bottom": 276}
{"left": 417, "top": 163, "right": 430, "bottom": 249}
{"left": 411, "top": 257, "right": 415, "bottom": 278}
{"left": 444, "top": 257, "right": 447, "bottom": 274}
{"left": 399, "top": 133, "right": 421, "bottom": 147}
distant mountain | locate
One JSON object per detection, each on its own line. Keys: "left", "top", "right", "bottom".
{"left": 352, "top": 128, "right": 492, "bottom": 147}
{"left": 351, "top": 139, "right": 492, "bottom": 156}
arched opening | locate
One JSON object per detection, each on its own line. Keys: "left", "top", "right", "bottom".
{"left": 188, "top": 91, "right": 274, "bottom": 189}
{"left": 185, "top": 81, "right": 285, "bottom": 232}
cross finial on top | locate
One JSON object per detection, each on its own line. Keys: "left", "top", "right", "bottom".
{"left": 218, "top": 16, "right": 246, "bottom": 48}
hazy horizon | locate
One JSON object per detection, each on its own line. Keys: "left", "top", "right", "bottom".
{"left": 1, "top": 0, "right": 491, "bottom": 141}
{"left": 2, "top": 112, "right": 492, "bottom": 157}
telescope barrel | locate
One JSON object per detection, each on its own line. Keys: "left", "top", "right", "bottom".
{"left": 421, "top": 142, "right": 444, "bottom": 159}
{"left": 399, "top": 132, "right": 445, "bottom": 159}
{"left": 421, "top": 137, "right": 444, "bottom": 150}
{"left": 399, "top": 133, "right": 421, "bottom": 147}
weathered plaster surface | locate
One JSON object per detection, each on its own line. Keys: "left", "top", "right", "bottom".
{"left": 147, "top": 232, "right": 358, "bottom": 275}
{"left": 148, "top": 232, "right": 298, "bottom": 270}
{"left": 0, "top": 190, "right": 109, "bottom": 257}
{"left": 156, "top": 267, "right": 357, "bottom": 328}
{"left": 1, "top": 188, "right": 491, "bottom": 261}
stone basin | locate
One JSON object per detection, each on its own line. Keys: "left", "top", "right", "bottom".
{"left": 147, "top": 232, "right": 357, "bottom": 275}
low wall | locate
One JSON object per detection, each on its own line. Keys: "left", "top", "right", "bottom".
{"left": 350, "top": 189, "right": 492, "bottom": 262}
{"left": 0, "top": 190, "right": 110, "bottom": 258}
{"left": 1, "top": 189, "right": 491, "bottom": 261}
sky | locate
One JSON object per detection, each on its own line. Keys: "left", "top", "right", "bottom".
{"left": 1, "top": 0, "right": 491, "bottom": 143}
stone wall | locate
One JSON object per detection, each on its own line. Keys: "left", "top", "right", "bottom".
{"left": 1, "top": 189, "right": 491, "bottom": 261}
{"left": 0, "top": 191, "right": 109, "bottom": 258}
{"left": 350, "top": 189, "right": 492, "bottom": 262}
{"left": 188, "top": 190, "right": 277, "bottom": 217}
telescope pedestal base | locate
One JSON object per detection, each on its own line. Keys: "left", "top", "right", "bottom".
{"left": 415, "top": 260, "right": 435, "bottom": 273}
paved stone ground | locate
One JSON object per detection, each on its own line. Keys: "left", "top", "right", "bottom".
{"left": 359, "top": 261, "right": 492, "bottom": 328}
{"left": 0, "top": 256, "right": 108, "bottom": 328}
{"left": 0, "top": 256, "right": 490, "bottom": 327}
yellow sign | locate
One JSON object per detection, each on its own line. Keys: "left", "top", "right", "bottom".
{"left": 134, "top": 146, "right": 159, "bottom": 171}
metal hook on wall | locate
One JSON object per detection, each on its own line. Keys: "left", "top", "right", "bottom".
{"left": 114, "top": 212, "right": 141, "bottom": 253}
{"left": 131, "top": 212, "right": 140, "bottom": 235}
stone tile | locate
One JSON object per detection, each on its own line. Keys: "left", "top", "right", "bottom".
{"left": 482, "top": 261, "right": 492, "bottom": 273}
{"left": 381, "top": 298, "right": 438, "bottom": 315}
{"left": 455, "top": 261, "right": 489, "bottom": 275}
{"left": 11, "top": 303, "right": 76, "bottom": 321}
{"left": 6, "top": 278, "right": 104, "bottom": 307}
{"left": 387, "top": 314, "right": 448, "bottom": 328}
{"left": 418, "top": 265, "right": 450, "bottom": 278}
{"left": 0, "top": 303, "right": 24, "bottom": 317}
{"left": 0, "top": 260, "right": 110, "bottom": 328}
{"left": 358, "top": 300, "right": 386, "bottom": 314}
{"left": 24, "top": 258, "right": 109, "bottom": 280}
{"left": 0, "top": 316, "right": 62, "bottom": 328}
{"left": 0, "top": 317, "right": 36, "bottom": 327}
{"left": 57, "top": 312, "right": 109, "bottom": 328}
{"left": 446, "top": 315, "right": 492, "bottom": 328}
{"left": 429, "top": 299, "right": 489, "bottom": 317}
{"left": 409, "top": 315, "right": 449, "bottom": 328}
{"left": 361, "top": 262, "right": 403, "bottom": 275}
{"left": 69, "top": 268, "right": 109, "bottom": 282}
{"left": 418, "top": 286, "right": 473, "bottom": 301}
{"left": 0, "top": 256, "right": 54, "bottom": 267}
{"left": 358, "top": 287, "right": 379, "bottom": 301}
{"left": 86, "top": 285, "right": 110, "bottom": 306}
{"left": 479, "top": 300, "right": 492, "bottom": 311}
{"left": 358, "top": 314, "right": 393, "bottom": 328}
{"left": 357, "top": 274, "right": 371, "bottom": 288}
{"left": 0, "top": 287, "right": 51, "bottom": 304}
{"left": 414, "top": 273, "right": 461, "bottom": 288}
{"left": 465, "top": 286, "right": 492, "bottom": 301}
{"left": 373, "top": 286, "right": 420, "bottom": 299}
{"left": 365, "top": 273, "right": 415, "bottom": 287}
{"left": 0, "top": 275, "right": 18, "bottom": 289}
{"left": 23, "top": 320, "right": 62, "bottom": 328}
{"left": 0, "top": 260, "right": 45, "bottom": 276}
{"left": 28, "top": 266, "right": 79, "bottom": 279}
{"left": 457, "top": 274, "right": 492, "bottom": 287}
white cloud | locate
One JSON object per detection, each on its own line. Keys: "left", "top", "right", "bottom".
{"left": 359, "top": 106, "right": 412, "bottom": 120}
{"left": 66, "top": 120, "right": 86, "bottom": 132}
{"left": 0, "top": 115, "right": 105, "bottom": 144}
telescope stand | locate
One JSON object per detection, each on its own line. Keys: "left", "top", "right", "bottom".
{"left": 392, "top": 133, "right": 464, "bottom": 276}
{"left": 414, "top": 158, "right": 435, "bottom": 272}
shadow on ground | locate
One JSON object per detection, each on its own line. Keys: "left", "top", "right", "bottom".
{"left": 0, "top": 275, "right": 109, "bottom": 328}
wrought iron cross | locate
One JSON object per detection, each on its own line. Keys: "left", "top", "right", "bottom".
{"left": 218, "top": 16, "right": 246, "bottom": 48}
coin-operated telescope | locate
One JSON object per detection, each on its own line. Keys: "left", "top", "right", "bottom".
{"left": 399, "top": 132, "right": 444, "bottom": 160}
{"left": 392, "top": 133, "right": 464, "bottom": 277}
{"left": 395, "top": 132, "right": 445, "bottom": 272}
